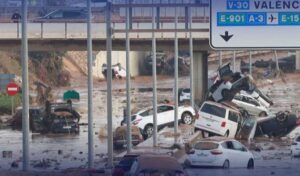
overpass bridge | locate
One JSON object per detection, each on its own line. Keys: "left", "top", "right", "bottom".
{"left": 0, "top": 21, "right": 209, "bottom": 51}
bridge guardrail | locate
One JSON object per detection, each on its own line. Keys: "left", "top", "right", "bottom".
{"left": 0, "top": 21, "right": 209, "bottom": 39}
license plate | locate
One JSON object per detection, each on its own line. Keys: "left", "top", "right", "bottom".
{"left": 63, "top": 126, "right": 72, "bottom": 129}
{"left": 197, "top": 153, "right": 208, "bottom": 157}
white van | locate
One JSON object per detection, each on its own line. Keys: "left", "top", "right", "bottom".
{"left": 194, "top": 101, "right": 242, "bottom": 138}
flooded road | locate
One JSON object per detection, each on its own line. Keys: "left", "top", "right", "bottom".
{"left": 1, "top": 71, "right": 300, "bottom": 171}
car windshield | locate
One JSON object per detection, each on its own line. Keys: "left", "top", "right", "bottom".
{"left": 194, "top": 142, "right": 219, "bottom": 150}
{"left": 183, "top": 89, "right": 190, "bottom": 93}
{"left": 201, "top": 103, "right": 226, "bottom": 118}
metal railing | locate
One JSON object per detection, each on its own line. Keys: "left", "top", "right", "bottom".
{"left": 0, "top": 19, "right": 209, "bottom": 39}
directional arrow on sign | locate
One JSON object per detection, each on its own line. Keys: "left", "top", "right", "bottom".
{"left": 220, "top": 31, "right": 233, "bottom": 42}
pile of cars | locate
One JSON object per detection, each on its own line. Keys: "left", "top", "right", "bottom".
{"left": 194, "top": 63, "right": 300, "bottom": 140}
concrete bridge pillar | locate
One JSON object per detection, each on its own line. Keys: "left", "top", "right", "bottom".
{"left": 193, "top": 51, "right": 208, "bottom": 106}
{"left": 296, "top": 51, "right": 300, "bottom": 71}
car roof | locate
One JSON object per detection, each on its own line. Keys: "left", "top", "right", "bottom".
{"left": 198, "top": 136, "right": 237, "bottom": 143}
{"left": 136, "top": 155, "right": 182, "bottom": 170}
{"left": 136, "top": 104, "right": 174, "bottom": 114}
{"left": 203, "top": 101, "right": 240, "bottom": 113}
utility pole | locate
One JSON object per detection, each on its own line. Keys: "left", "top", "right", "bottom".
{"left": 21, "top": 0, "right": 30, "bottom": 171}
{"left": 87, "top": 0, "right": 94, "bottom": 168}
{"left": 152, "top": 6, "right": 158, "bottom": 147}
{"left": 106, "top": 0, "right": 113, "bottom": 169}
{"left": 126, "top": 0, "right": 132, "bottom": 153}
{"left": 249, "top": 51, "right": 252, "bottom": 76}
{"left": 174, "top": 7, "right": 179, "bottom": 144}
{"left": 189, "top": 6, "right": 194, "bottom": 108}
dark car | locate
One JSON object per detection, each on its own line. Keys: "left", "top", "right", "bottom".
{"left": 255, "top": 111, "right": 300, "bottom": 137}
{"left": 112, "top": 153, "right": 140, "bottom": 176}
{"left": 11, "top": 107, "right": 45, "bottom": 132}
{"left": 143, "top": 52, "right": 167, "bottom": 75}
{"left": 240, "top": 55, "right": 296, "bottom": 74}
{"left": 32, "top": 9, "right": 87, "bottom": 22}
{"left": 11, "top": 103, "right": 80, "bottom": 134}
{"left": 44, "top": 102, "right": 80, "bottom": 134}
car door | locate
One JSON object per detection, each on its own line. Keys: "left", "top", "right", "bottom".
{"left": 157, "top": 105, "right": 174, "bottom": 126}
{"left": 239, "top": 96, "right": 257, "bottom": 115}
{"left": 138, "top": 108, "right": 154, "bottom": 128}
{"left": 228, "top": 111, "right": 240, "bottom": 138}
{"left": 222, "top": 141, "right": 239, "bottom": 167}
{"left": 232, "top": 141, "right": 250, "bottom": 167}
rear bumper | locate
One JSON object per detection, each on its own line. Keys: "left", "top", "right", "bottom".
{"left": 187, "top": 158, "right": 224, "bottom": 167}
{"left": 194, "top": 124, "right": 224, "bottom": 136}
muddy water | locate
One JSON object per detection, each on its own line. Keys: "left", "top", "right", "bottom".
{"left": 0, "top": 84, "right": 176, "bottom": 171}
{"left": 1, "top": 72, "right": 300, "bottom": 171}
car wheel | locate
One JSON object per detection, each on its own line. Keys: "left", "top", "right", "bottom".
{"left": 144, "top": 124, "right": 154, "bottom": 139}
{"left": 184, "top": 159, "right": 192, "bottom": 168}
{"left": 201, "top": 131, "right": 210, "bottom": 138}
{"left": 223, "top": 160, "right": 230, "bottom": 169}
{"left": 181, "top": 112, "right": 193, "bottom": 125}
{"left": 259, "top": 111, "right": 267, "bottom": 117}
{"left": 247, "top": 159, "right": 254, "bottom": 169}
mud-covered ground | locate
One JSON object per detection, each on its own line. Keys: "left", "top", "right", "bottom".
{"left": 0, "top": 52, "right": 300, "bottom": 175}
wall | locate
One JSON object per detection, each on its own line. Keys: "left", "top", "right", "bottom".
{"left": 93, "top": 51, "right": 146, "bottom": 79}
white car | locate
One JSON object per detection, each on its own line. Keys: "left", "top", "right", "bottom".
{"left": 246, "top": 90, "right": 273, "bottom": 108}
{"left": 130, "top": 104, "right": 196, "bottom": 138}
{"left": 102, "top": 63, "right": 126, "bottom": 79}
{"left": 291, "top": 135, "right": 300, "bottom": 157}
{"left": 194, "top": 101, "right": 242, "bottom": 138}
{"left": 179, "top": 88, "right": 191, "bottom": 102}
{"left": 185, "top": 137, "right": 254, "bottom": 169}
{"left": 232, "top": 93, "right": 269, "bottom": 117}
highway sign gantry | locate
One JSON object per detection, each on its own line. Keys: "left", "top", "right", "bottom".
{"left": 210, "top": 0, "right": 300, "bottom": 49}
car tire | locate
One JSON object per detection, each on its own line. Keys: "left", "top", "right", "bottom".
{"left": 259, "top": 111, "right": 267, "bottom": 117}
{"left": 184, "top": 159, "right": 192, "bottom": 168}
{"left": 181, "top": 112, "right": 193, "bottom": 125}
{"left": 143, "top": 124, "right": 154, "bottom": 139}
{"left": 223, "top": 160, "right": 230, "bottom": 169}
{"left": 247, "top": 159, "right": 254, "bottom": 169}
